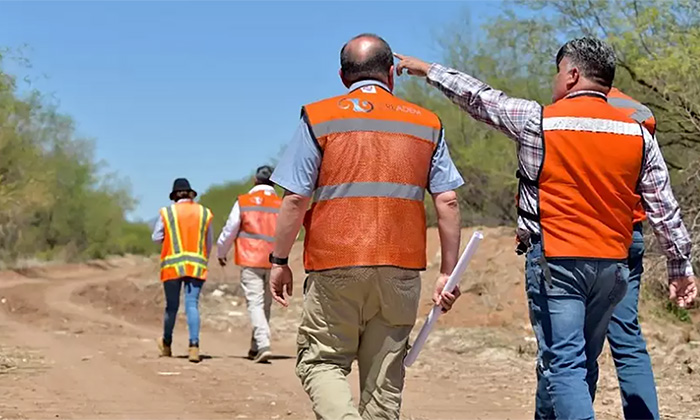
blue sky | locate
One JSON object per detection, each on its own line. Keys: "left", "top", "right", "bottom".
{"left": 0, "top": 1, "right": 505, "bottom": 221}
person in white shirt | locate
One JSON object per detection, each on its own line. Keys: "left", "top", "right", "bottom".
{"left": 216, "top": 166, "right": 281, "bottom": 363}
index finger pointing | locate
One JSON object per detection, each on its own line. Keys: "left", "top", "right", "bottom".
{"left": 393, "top": 53, "right": 406, "bottom": 60}
{"left": 396, "top": 62, "right": 406, "bottom": 76}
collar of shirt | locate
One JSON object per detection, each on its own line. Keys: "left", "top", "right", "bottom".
{"left": 565, "top": 90, "right": 608, "bottom": 100}
{"left": 249, "top": 184, "right": 276, "bottom": 195}
{"left": 175, "top": 198, "right": 194, "bottom": 203}
{"left": 348, "top": 79, "right": 392, "bottom": 94}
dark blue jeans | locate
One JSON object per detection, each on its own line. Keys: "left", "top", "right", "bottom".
{"left": 606, "top": 225, "right": 659, "bottom": 419}
{"left": 528, "top": 239, "right": 628, "bottom": 420}
{"left": 163, "top": 277, "right": 204, "bottom": 346}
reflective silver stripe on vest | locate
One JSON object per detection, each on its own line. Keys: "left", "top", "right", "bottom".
{"left": 160, "top": 254, "right": 209, "bottom": 269}
{"left": 197, "top": 206, "right": 209, "bottom": 257}
{"left": 607, "top": 97, "right": 654, "bottom": 124}
{"left": 238, "top": 231, "right": 275, "bottom": 242}
{"left": 165, "top": 206, "right": 185, "bottom": 276}
{"left": 311, "top": 118, "right": 440, "bottom": 143}
{"left": 542, "top": 117, "right": 642, "bottom": 136}
{"left": 313, "top": 182, "right": 425, "bottom": 202}
{"left": 240, "top": 206, "right": 279, "bottom": 214}
{"left": 165, "top": 206, "right": 182, "bottom": 255}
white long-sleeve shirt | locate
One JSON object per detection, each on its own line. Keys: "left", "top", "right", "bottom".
{"left": 216, "top": 184, "right": 277, "bottom": 260}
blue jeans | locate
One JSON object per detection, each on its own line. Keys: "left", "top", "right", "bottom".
{"left": 528, "top": 239, "right": 628, "bottom": 420}
{"left": 607, "top": 225, "right": 659, "bottom": 419}
{"left": 163, "top": 277, "right": 204, "bottom": 346}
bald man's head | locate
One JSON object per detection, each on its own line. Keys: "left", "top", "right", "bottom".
{"left": 340, "top": 33, "right": 393, "bottom": 87}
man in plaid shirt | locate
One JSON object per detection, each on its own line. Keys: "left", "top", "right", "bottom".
{"left": 396, "top": 37, "right": 696, "bottom": 419}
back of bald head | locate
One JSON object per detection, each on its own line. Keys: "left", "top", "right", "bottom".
{"left": 340, "top": 34, "right": 393, "bottom": 85}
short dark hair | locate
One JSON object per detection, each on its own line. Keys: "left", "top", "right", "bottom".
{"left": 255, "top": 165, "right": 274, "bottom": 186}
{"left": 174, "top": 190, "right": 194, "bottom": 200}
{"left": 340, "top": 33, "right": 393, "bottom": 84}
{"left": 556, "top": 37, "right": 616, "bottom": 88}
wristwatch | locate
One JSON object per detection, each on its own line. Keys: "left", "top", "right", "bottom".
{"left": 269, "top": 253, "right": 289, "bottom": 266}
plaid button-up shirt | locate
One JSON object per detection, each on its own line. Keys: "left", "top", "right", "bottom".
{"left": 427, "top": 63, "right": 693, "bottom": 279}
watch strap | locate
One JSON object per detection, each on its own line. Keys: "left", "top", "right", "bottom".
{"left": 269, "top": 253, "right": 289, "bottom": 265}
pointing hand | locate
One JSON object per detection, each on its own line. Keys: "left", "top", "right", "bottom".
{"left": 394, "top": 53, "right": 431, "bottom": 78}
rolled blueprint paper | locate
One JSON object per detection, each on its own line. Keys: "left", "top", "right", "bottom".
{"left": 403, "top": 231, "right": 484, "bottom": 367}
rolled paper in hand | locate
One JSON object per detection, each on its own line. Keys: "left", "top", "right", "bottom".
{"left": 403, "top": 231, "right": 484, "bottom": 367}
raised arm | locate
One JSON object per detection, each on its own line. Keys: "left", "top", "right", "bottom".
{"left": 395, "top": 54, "right": 541, "bottom": 141}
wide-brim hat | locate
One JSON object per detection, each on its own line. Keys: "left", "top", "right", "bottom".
{"left": 169, "top": 178, "right": 197, "bottom": 200}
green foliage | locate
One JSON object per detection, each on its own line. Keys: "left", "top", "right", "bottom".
{"left": 396, "top": 15, "right": 551, "bottom": 225}
{"left": 0, "top": 51, "right": 152, "bottom": 262}
{"left": 665, "top": 301, "right": 692, "bottom": 323}
{"left": 117, "top": 222, "right": 158, "bottom": 256}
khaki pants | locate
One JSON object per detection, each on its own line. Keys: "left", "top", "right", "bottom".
{"left": 296, "top": 267, "right": 421, "bottom": 420}
{"left": 240, "top": 267, "right": 272, "bottom": 351}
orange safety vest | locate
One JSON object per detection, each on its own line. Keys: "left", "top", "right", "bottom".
{"left": 234, "top": 190, "right": 281, "bottom": 269}
{"left": 518, "top": 93, "right": 645, "bottom": 259}
{"left": 159, "top": 201, "right": 213, "bottom": 281}
{"left": 608, "top": 87, "right": 656, "bottom": 224}
{"left": 302, "top": 83, "right": 441, "bottom": 271}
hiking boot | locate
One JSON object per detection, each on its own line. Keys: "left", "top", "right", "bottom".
{"left": 188, "top": 345, "right": 200, "bottom": 363}
{"left": 253, "top": 347, "right": 271, "bottom": 363}
{"left": 158, "top": 338, "right": 172, "bottom": 357}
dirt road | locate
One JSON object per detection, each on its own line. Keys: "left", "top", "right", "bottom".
{"left": 0, "top": 228, "right": 698, "bottom": 419}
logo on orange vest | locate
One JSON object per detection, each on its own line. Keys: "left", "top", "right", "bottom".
{"left": 360, "top": 85, "right": 377, "bottom": 94}
{"left": 338, "top": 98, "right": 374, "bottom": 113}
{"left": 385, "top": 103, "right": 422, "bottom": 115}
{"left": 252, "top": 196, "right": 263, "bottom": 205}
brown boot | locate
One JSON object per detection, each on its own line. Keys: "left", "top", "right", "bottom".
{"left": 188, "top": 345, "right": 200, "bottom": 363}
{"left": 158, "top": 338, "right": 172, "bottom": 357}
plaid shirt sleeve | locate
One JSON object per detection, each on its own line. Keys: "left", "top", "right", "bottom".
{"left": 426, "top": 63, "right": 543, "bottom": 234}
{"left": 427, "top": 64, "right": 542, "bottom": 141}
{"left": 640, "top": 130, "right": 694, "bottom": 280}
